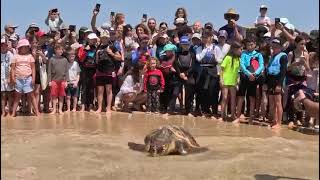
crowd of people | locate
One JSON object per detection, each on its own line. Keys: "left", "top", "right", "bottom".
{"left": 1, "top": 5, "right": 319, "bottom": 130}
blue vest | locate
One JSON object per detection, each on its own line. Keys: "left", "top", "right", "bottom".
{"left": 267, "top": 52, "right": 287, "bottom": 75}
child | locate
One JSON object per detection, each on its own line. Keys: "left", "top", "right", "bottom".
{"left": 10, "top": 39, "right": 40, "bottom": 117}
{"left": 45, "top": 8, "right": 64, "bottom": 32}
{"left": 48, "top": 44, "right": 69, "bottom": 114}
{"left": 1, "top": 38, "right": 14, "bottom": 117}
{"left": 143, "top": 57, "right": 165, "bottom": 114}
{"left": 235, "top": 37, "right": 264, "bottom": 123}
{"left": 254, "top": 5, "right": 271, "bottom": 27}
{"left": 65, "top": 48, "right": 81, "bottom": 112}
{"left": 219, "top": 42, "right": 242, "bottom": 121}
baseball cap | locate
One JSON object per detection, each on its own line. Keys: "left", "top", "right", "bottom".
{"left": 180, "top": 36, "right": 190, "bottom": 45}
{"left": 4, "top": 24, "right": 18, "bottom": 30}
{"left": 101, "top": 22, "right": 111, "bottom": 30}
{"left": 87, "top": 33, "right": 98, "bottom": 40}
{"left": 260, "top": 5, "right": 268, "bottom": 9}
{"left": 204, "top": 22, "right": 213, "bottom": 29}
{"left": 218, "top": 30, "right": 228, "bottom": 39}
{"left": 100, "top": 30, "right": 110, "bottom": 38}
{"left": 36, "top": 31, "right": 47, "bottom": 38}
{"left": 28, "top": 23, "right": 39, "bottom": 29}
{"left": 192, "top": 33, "right": 202, "bottom": 40}
{"left": 161, "top": 43, "right": 177, "bottom": 53}
{"left": 84, "top": 29, "right": 93, "bottom": 33}
{"left": 271, "top": 38, "right": 282, "bottom": 46}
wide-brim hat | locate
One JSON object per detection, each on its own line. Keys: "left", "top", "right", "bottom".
{"left": 224, "top": 8, "right": 240, "bottom": 21}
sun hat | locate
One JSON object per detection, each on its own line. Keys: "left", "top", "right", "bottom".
{"left": 87, "top": 33, "right": 98, "bottom": 40}
{"left": 218, "top": 30, "right": 228, "bottom": 39}
{"left": 224, "top": 8, "right": 240, "bottom": 21}
{"left": 17, "top": 39, "right": 30, "bottom": 49}
{"left": 192, "top": 33, "right": 202, "bottom": 40}
{"left": 180, "top": 36, "right": 190, "bottom": 45}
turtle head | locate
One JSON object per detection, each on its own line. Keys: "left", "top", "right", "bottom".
{"left": 149, "top": 144, "right": 169, "bottom": 156}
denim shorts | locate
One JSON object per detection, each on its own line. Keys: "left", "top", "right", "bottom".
{"left": 65, "top": 84, "right": 79, "bottom": 97}
{"left": 15, "top": 76, "right": 33, "bottom": 93}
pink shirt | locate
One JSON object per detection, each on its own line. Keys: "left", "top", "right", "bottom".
{"left": 11, "top": 54, "right": 35, "bottom": 78}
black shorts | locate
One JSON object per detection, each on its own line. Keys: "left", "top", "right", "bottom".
{"left": 35, "top": 71, "right": 41, "bottom": 85}
{"left": 95, "top": 76, "right": 113, "bottom": 86}
{"left": 266, "top": 75, "right": 282, "bottom": 95}
{"left": 237, "top": 76, "right": 257, "bottom": 97}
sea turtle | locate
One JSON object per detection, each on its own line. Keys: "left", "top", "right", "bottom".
{"left": 144, "top": 125, "right": 200, "bottom": 156}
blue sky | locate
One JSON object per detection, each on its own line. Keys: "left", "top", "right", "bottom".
{"left": 1, "top": 0, "right": 319, "bottom": 36}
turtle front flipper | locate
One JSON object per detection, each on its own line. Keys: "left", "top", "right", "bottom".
{"left": 145, "top": 142, "right": 151, "bottom": 152}
{"left": 176, "top": 140, "right": 188, "bottom": 155}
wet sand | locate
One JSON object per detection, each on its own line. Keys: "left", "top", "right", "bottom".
{"left": 1, "top": 112, "right": 319, "bottom": 180}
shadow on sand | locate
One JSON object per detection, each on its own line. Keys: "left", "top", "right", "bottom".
{"left": 128, "top": 142, "right": 209, "bottom": 155}
{"left": 254, "top": 174, "right": 311, "bottom": 180}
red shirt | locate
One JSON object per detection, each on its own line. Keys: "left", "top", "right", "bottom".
{"left": 143, "top": 68, "right": 165, "bottom": 92}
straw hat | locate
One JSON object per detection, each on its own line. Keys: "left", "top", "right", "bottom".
{"left": 224, "top": 8, "right": 240, "bottom": 21}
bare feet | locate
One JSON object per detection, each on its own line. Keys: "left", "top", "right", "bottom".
{"left": 271, "top": 123, "right": 281, "bottom": 129}
{"left": 49, "top": 110, "right": 56, "bottom": 115}
{"left": 106, "top": 109, "right": 112, "bottom": 114}
{"left": 71, "top": 109, "right": 77, "bottom": 112}
{"left": 94, "top": 109, "right": 101, "bottom": 113}
{"left": 1, "top": 113, "right": 7, "bottom": 118}
{"left": 217, "top": 117, "right": 224, "bottom": 122}
{"left": 58, "top": 110, "right": 64, "bottom": 114}
{"left": 232, "top": 119, "right": 240, "bottom": 124}
{"left": 65, "top": 109, "right": 70, "bottom": 113}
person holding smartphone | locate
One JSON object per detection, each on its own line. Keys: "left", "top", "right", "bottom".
{"left": 218, "top": 8, "right": 245, "bottom": 43}
{"left": 45, "top": 8, "right": 64, "bottom": 32}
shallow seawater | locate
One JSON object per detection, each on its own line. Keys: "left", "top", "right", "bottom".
{"left": 1, "top": 112, "right": 319, "bottom": 180}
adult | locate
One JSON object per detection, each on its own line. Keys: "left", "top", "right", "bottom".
{"left": 254, "top": 5, "right": 271, "bottom": 28}
{"left": 219, "top": 8, "right": 245, "bottom": 43}
{"left": 216, "top": 30, "right": 231, "bottom": 74}
{"left": 135, "top": 23, "right": 150, "bottom": 37}
{"left": 2, "top": 24, "right": 19, "bottom": 42}
{"left": 195, "top": 31, "right": 222, "bottom": 117}
{"left": 174, "top": 7, "right": 188, "bottom": 24}
{"left": 192, "top": 21, "right": 202, "bottom": 34}
{"left": 45, "top": 8, "right": 64, "bottom": 32}
{"left": 78, "top": 33, "right": 99, "bottom": 111}
{"left": 266, "top": 38, "right": 288, "bottom": 129}
{"left": 115, "top": 65, "right": 146, "bottom": 112}
{"left": 147, "top": 18, "right": 158, "bottom": 37}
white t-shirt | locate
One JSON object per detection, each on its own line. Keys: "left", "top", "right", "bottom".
{"left": 255, "top": 16, "right": 271, "bottom": 26}
{"left": 216, "top": 43, "right": 231, "bottom": 74}
{"left": 1, "top": 51, "right": 14, "bottom": 80}
{"left": 67, "top": 61, "right": 80, "bottom": 84}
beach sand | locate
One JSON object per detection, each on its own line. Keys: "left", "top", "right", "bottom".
{"left": 1, "top": 111, "right": 319, "bottom": 180}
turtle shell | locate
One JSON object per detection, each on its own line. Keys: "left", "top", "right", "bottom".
{"left": 144, "top": 125, "right": 199, "bottom": 155}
